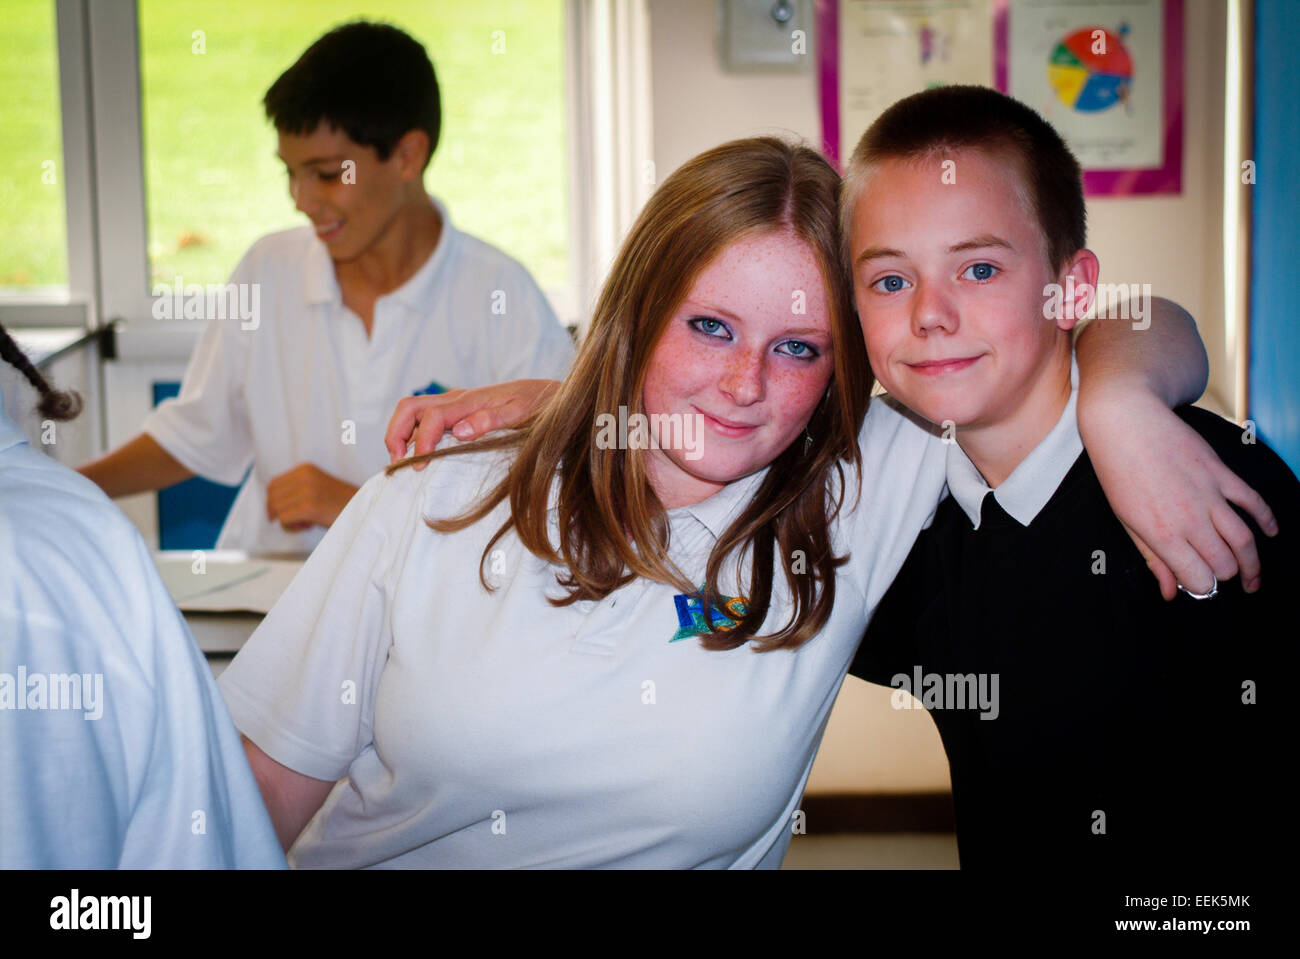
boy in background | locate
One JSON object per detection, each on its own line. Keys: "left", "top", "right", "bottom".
{"left": 845, "top": 86, "right": 1292, "bottom": 870}
{"left": 79, "top": 21, "right": 574, "bottom": 554}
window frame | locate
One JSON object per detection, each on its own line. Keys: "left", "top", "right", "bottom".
{"left": 4, "top": 0, "right": 655, "bottom": 335}
{"left": 0, "top": 0, "right": 98, "bottom": 330}
{"left": 2, "top": 0, "right": 654, "bottom": 494}
{"left": 90, "top": 0, "right": 602, "bottom": 349}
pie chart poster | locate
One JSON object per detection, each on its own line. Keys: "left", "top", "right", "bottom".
{"left": 1002, "top": 0, "right": 1182, "bottom": 194}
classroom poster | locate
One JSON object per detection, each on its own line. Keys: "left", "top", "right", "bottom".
{"left": 835, "top": 0, "right": 996, "bottom": 160}
{"left": 1007, "top": 0, "right": 1160, "bottom": 167}
{"left": 999, "top": 0, "right": 1184, "bottom": 193}
{"left": 818, "top": 0, "right": 1182, "bottom": 192}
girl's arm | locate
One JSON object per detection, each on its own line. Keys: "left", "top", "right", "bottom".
{"left": 1076, "top": 296, "right": 1278, "bottom": 600}
{"left": 219, "top": 473, "right": 408, "bottom": 851}
{"left": 241, "top": 735, "right": 336, "bottom": 852}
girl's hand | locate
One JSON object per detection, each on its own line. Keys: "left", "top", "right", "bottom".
{"left": 1081, "top": 385, "right": 1278, "bottom": 600}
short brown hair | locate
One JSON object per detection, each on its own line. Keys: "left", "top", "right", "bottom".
{"left": 391, "top": 137, "right": 874, "bottom": 652}
{"left": 264, "top": 21, "right": 440, "bottom": 171}
{"left": 841, "top": 85, "right": 1086, "bottom": 274}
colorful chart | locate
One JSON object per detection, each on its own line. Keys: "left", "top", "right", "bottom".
{"left": 1047, "top": 26, "right": 1134, "bottom": 113}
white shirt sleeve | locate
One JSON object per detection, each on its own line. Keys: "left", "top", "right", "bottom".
{"left": 115, "top": 530, "right": 287, "bottom": 868}
{"left": 217, "top": 464, "right": 428, "bottom": 782}
{"left": 142, "top": 250, "right": 257, "bottom": 485}
{"left": 0, "top": 445, "right": 285, "bottom": 868}
{"left": 839, "top": 395, "right": 950, "bottom": 613}
{"left": 486, "top": 263, "right": 576, "bottom": 383}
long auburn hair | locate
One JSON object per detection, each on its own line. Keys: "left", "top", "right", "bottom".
{"left": 389, "top": 137, "right": 874, "bottom": 651}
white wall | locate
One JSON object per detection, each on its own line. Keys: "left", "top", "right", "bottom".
{"left": 647, "top": 0, "right": 1233, "bottom": 793}
{"left": 1085, "top": 0, "right": 1231, "bottom": 412}
{"left": 650, "top": 0, "right": 821, "bottom": 179}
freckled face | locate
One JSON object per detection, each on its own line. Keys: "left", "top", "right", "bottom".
{"left": 277, "top": 123, "right": 411, "bottom": 262}
{"left": 640, "top": 230, "right": 835, "bottom": 509}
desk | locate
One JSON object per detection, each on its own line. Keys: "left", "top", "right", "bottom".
{"left": 152, "top": 551, "right": 304, "bottom": 675}
{"left": 188, "top": 611, "right": 266, "bottom": 677}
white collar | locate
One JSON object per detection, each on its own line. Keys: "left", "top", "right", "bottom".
{"left": 302, "top": 193, "right": 456, "bottom": 310}
{"left": 673, "top": 466, "right": 770, "bottom": 540}
{"left": 946, "top": 352, "right": 1082, "bottom": 530}
{"left": 541, "top": 461, "right": 769, "bottom": 547}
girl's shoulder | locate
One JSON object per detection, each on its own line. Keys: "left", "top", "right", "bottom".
{"left": 833, "top": 396, "right": 945, "bottom": 508}
{"left": 304, "top": 435, "right": 526, "bottom": 595}
{"left": 363, "top": 434, "right": 522, "bottom": 531}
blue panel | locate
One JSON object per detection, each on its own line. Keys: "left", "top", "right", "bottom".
{"left": 152, "top": 382, "right": 245, "bottom": 550}
{"left": 1249, "top": 0, "right": 1300, "bottom": 477}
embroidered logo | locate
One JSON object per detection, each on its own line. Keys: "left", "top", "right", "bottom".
{"left": 671, "top": 587, "right": 749, "bottom": 641}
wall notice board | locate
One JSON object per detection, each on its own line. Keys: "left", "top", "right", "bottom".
{"left": 817, "top": 0, "right": 1183, "bottom": 195}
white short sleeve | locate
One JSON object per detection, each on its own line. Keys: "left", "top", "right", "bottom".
{"left": 486, "top": 263, "right": 575, "bottom": 382}
{"left": 217, "top": 463, "right": 429, "bottom": 782}
{"left": 142, "top": 251, "right": 257, "bottom": 485}
{"left": 838, "top": 395, "right": 950, "bottom": 613}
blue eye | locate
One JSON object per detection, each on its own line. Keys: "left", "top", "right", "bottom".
{"left": 872, "top": 275, "right": 910, "bottom": 294}
{"left": 963, "top": 262, "right": 998, "bottom": 282}
{"left": 776, "top": 340, "right": 819, "bottom": 361}
{"left": 689, "top": 317, "right": 732, "bottom": 339}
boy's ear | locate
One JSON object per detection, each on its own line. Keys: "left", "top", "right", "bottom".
{"left": 393, "top": 129, "right": 431, "bottom": 180}
{"left": 1056, "top": 249, "right": 1100, "bottom": 331}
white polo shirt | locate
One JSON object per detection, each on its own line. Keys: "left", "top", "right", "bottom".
{"left": 0, "top": 407, "right": 286, "bottom": 868}
{"left": 217, "top": 395, "right": 948, "bottom": 868}
{"left": 143, "top": 195, "right": 576, "bottom": 555}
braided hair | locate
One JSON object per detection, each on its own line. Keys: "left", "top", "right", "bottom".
{"left": 0, "top": 321, "right": 84, "bottom": 421}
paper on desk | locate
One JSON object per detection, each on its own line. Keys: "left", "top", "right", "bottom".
{"left": 154, "top": 551, "right": 303, "bottom": 614}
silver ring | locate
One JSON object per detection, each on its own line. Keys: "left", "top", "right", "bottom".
{"left": 1178, "top": 574, "right": 1219, "bottom": 600}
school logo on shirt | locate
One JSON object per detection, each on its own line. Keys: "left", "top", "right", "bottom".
{"left": 671, "top": 587, "right": 749, "bottom": 641}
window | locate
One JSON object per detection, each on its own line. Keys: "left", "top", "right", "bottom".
{"left": 137, "top": 0, "right": 569, "bottom": 295}
{"left": 0, "top": 0, "right": 68, "bottom": 291}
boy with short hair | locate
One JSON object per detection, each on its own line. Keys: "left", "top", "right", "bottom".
{"left": 79, "top": 21, "right": 574, "bottom": 554}
{"left": 844, "top": 85, "right": 1293, "bottom": 869}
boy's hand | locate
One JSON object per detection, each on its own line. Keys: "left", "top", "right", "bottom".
{"left": 265, "top": 463, "right": 359, "bottom": 532}
{"left": 1081, "top": 388, "right": 1278, "bottom": 600}
{"left": 384, "top": 379, "right": 560, "bottom": 470}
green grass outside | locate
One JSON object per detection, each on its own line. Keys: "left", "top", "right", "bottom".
{"left": 0, "top": 0, "right": 67, "bottom": 287}
{"left": 1, "top": 0, "right": 568, "bottom": 292}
